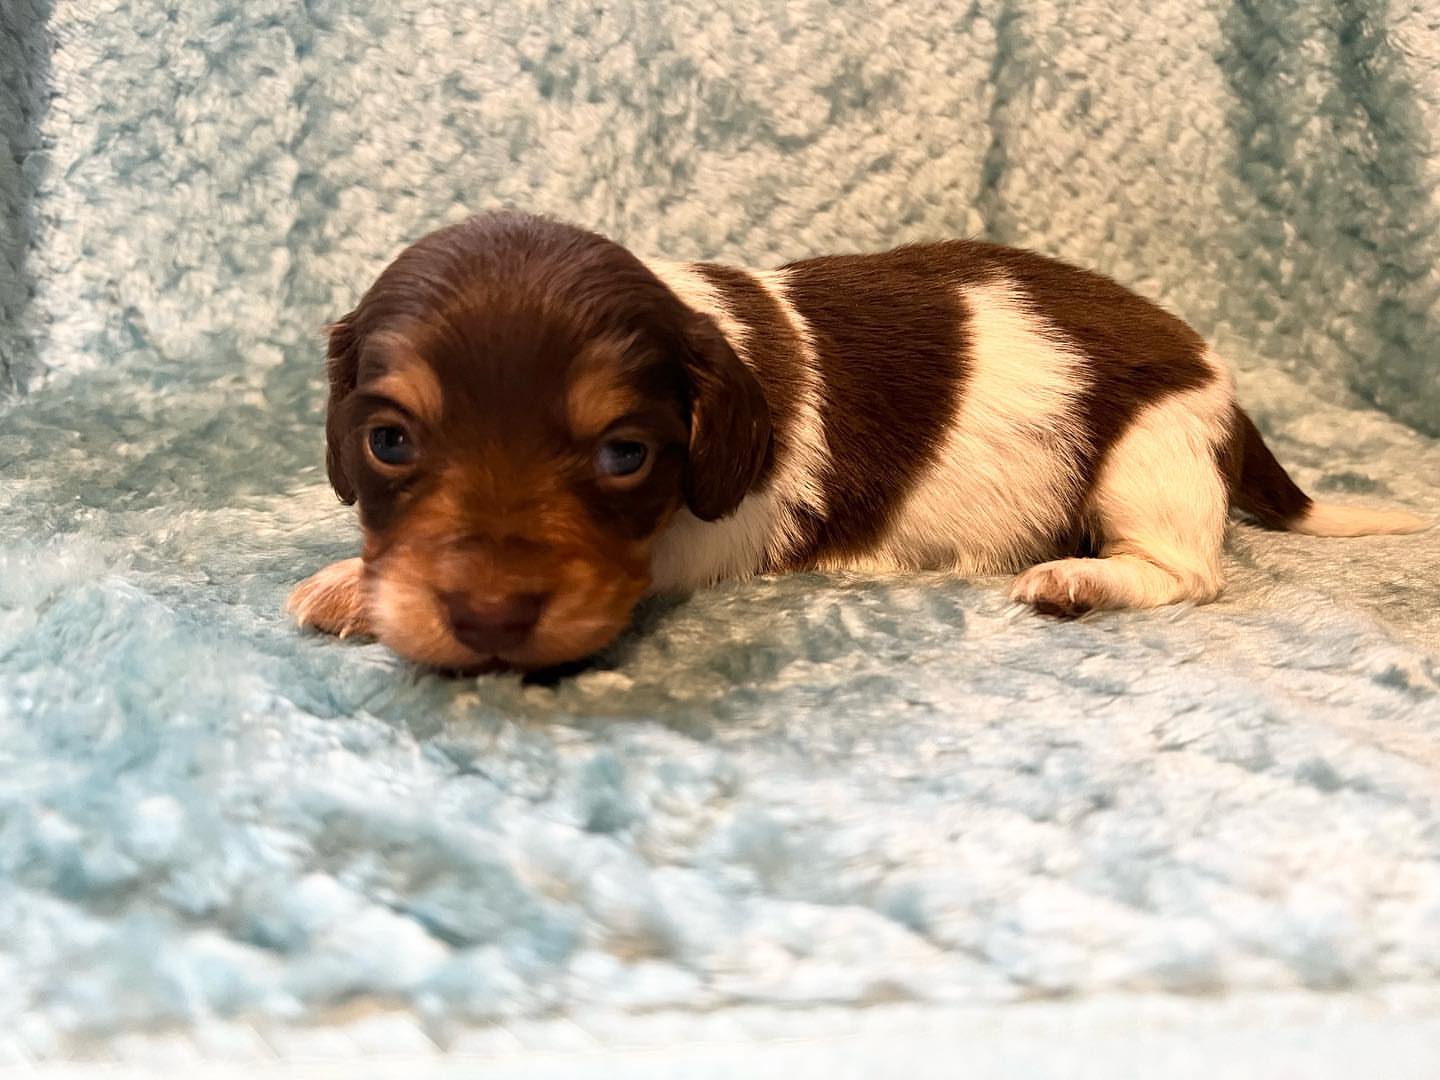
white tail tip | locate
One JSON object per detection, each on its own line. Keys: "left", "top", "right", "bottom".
{"left": 1292, "top": 502, "right": 1432, "bottom": 537}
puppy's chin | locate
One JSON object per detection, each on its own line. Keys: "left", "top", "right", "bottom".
{"left": 366, "top": 569, "right": 643, "bottom": 673}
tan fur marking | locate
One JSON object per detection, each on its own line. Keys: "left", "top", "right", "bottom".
{"left": 287, "top": 558, "right": 372, "bottom": 638}
{"left": 566, "top": 335, "right": 644, "bottom": 439}
{"left": 366, "top": 332, "right": 444, "bottom": 425}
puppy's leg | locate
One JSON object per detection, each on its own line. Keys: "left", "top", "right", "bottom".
{"left": 287, "top": 557, "right": 372, "bottom": 638}
{"left": 1012, "top": 382, "right": 1229, "bottom": 616}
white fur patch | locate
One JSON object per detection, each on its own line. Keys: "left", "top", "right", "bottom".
{"left": 754, "top": 267, "right": 831, "bottom": 517}
{"left": 644, "top": 260, "right": 831, "bottom": 590}
{"left": 1014, "top": 351, "right": 1234, "bottom": 610}
{"left": 1292, "top": 503, "right": 1431, "bottom": 537}
{"left": 642, "top": 260, "right": 751, "bottom": 356}
{"left": 836, "top": 277, "right": 1090, "bottom": 576}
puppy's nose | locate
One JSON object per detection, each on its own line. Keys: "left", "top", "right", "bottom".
{"left": 442, "top": 591, "right": 548, "bottom": 655}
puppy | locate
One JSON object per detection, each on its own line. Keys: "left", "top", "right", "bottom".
{"left": 288, "top": 211, "right": 1427, "bottom": 671}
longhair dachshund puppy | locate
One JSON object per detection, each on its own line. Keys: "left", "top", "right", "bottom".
{"left": 289, "top": 211, "right": 1427, "bottom": 672}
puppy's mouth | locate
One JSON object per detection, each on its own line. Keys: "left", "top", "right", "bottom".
{"left": 363, "top": 561, "right": 645, "bottom": 674}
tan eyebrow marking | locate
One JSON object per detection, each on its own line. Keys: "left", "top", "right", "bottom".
{"left": 566, "top": 334, "right": 645, "bottom": 440}
{"left": 361, "top": 331, "right": 444, "bottom": 426}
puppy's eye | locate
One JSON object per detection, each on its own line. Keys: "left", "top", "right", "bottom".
{"left": 595, "top": 439, "right": 649, "bottom": 479}
{"left": 367, "top": 425, "right": 416, "bottom": 467}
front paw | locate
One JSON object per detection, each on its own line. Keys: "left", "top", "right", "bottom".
{"left": 287, "top": 558, "right": 372, "bottom": 639}
{"left": 1010, "top": 559, "right": 1107, "bottom": 618}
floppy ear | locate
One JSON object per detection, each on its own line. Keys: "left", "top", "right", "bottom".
{"left": 680, "top": 312, "right": 773, "bottom": 521}
{"left": 323, "top": 316, "right": 360, "bottom": 505}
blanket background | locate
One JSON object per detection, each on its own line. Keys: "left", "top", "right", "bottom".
{"left": 2, "top": 0, "right": 1439, "bottom": 1066}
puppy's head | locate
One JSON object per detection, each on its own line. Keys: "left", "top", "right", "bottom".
{"left": 323, "top": 212, "right": 771, "bottom": 671}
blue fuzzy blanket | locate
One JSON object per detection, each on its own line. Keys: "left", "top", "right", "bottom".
{"left": 3, "top": 0, "right": 1440, "bottom": 1070}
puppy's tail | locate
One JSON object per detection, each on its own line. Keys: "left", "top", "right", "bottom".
{"left": 1228, "top": 408, "right": 1431, "bottom": 536}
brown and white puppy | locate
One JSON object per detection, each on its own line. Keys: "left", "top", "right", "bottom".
{"left": 288, "top": 211, "right": 1428, "bottom": 671}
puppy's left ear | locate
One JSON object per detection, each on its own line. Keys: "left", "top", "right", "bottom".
{"left": 680, "top": 313, "right": 773, "bottom": 521}
{"left": 323, "top": 315, "right": 360, "bottom": 505}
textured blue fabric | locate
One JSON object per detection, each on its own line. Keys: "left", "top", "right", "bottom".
{"left": 1, "top": 0, "right": 1439, "bottom": 1062}
{"left": 0, "top": 0, "right": 51, "bottom": 395}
